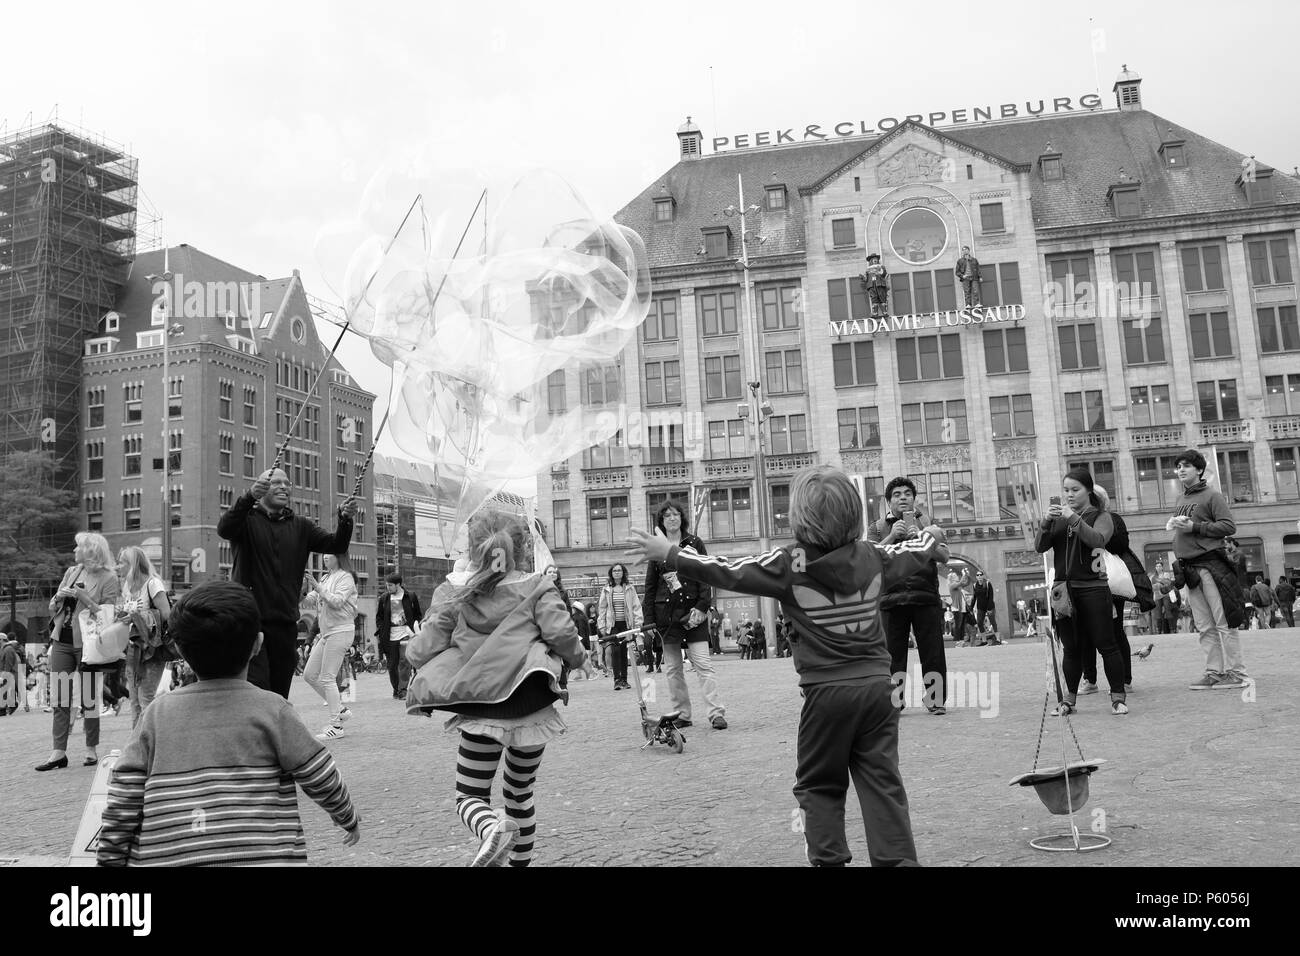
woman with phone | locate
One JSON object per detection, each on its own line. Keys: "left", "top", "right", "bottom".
{"left": 1035, "top": 469, "right": 1128, "bottom": 716}
{"left": 36, "top": 532, "right": 121, "bottom": 771}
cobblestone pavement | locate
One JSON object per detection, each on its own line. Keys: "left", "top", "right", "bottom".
{"left": 2, "top": 630, "right": 1296, "bottom": 866}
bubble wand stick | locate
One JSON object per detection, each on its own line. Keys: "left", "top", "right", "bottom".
{"left": 272, "top": 193, "right": 426, "bottom": 472}
{"left": 343, "top": 189, "right": 488, "bottom": 509}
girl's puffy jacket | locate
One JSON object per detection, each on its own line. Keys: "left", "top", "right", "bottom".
{"left": 404, "top": 573, "right": 587, "bottom": 715}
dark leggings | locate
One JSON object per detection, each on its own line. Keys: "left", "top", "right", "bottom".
{"left": 1054, "top": 585, "right": 1126, "bottom": 702}
{"left": 609, "top": 620, "right": 628, "bottom": 683}
{"left": 1083, "top": 597, "right": 1133, "bottom": 686}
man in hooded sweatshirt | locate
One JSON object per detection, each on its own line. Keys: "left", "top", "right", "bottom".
{"left": 1170, "top": 450, "right": 1250, "bottom": 690}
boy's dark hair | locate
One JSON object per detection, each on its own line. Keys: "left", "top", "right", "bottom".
{"left": 884, "top": 476, "right": 917, "bottom": 501}
{"left": 1174, "top": 449, "right": 1207, "bottom": 474}
{"left": 385, "top": 572, "right": 403, "bottom": 585}
{"left": 170, "top": 581, "right": 261, "bottom": 679}
{"left": 654, "top": 499, "right": 691, "bottom": 536}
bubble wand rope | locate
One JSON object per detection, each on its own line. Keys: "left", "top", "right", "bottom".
{"left": 344, "top": 189, "right": 488, "bottom": 508}
{"left": 272, "top": 193, "right": 426, "bottom": 472}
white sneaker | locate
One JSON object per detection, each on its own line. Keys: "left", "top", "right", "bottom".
{"left": 316, "top": 724, "right": 345, "bottom": 741}
{"left": 1080, "top": 681, "right": 1099, "bottom": 695}
{"left": 100, "top": 706, "right": 115, "bottom": 717}
{"left": 335, "top": 707, "right": 353, "bottom": 723}
{"left": 471, "top": 817, "right": 520, "bottom": 867}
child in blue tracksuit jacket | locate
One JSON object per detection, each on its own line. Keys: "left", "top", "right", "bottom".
{"left": 629, "top": 466, "right": 948, "bottom": 867}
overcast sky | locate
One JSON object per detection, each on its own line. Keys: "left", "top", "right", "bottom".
{"left": 8, "top": 0, "right": 1299, "bottom": 482}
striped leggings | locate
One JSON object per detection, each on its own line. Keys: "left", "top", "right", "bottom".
{"left": 455, "top": 732, "right": 545, "bottom": 867}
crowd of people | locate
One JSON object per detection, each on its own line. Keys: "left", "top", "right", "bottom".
{"left": 8, "top": 448, "right": 1290, "bottom": 868}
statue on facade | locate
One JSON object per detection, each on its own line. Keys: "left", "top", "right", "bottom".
{"left": 860, "top": 252, "right": 889, "bottom": 318}
{"left": 955, "top": 245, "right": 982, "bottom": 307}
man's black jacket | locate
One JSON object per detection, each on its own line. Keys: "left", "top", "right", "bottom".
{"left": 376, "top": 589, "right": 423, "bottom": 641}
{"left": 217, "top": 493, "right": 353, "bottom": 626}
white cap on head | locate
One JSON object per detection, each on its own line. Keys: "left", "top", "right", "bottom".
{"left": 1093, "top": 484, "right": 1110, "bottom": 511}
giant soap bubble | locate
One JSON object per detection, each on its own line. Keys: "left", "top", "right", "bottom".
{"left": 316, "top": 160, "right": 650, "bottom": 555}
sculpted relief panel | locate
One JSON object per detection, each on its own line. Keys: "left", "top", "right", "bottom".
{"left": 876, "top": 144, "right": 953, "bottom": 187}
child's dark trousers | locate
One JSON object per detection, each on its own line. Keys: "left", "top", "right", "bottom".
{"left": 794, "top": 676, "right": 918, "bottom": 866}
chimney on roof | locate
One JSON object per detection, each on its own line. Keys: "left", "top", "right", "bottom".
{"left": 1113, "top": 64, "right": 1143, "bottom": 111}
{"left": 677, "top": 116, "right": 703, "bottom": 161}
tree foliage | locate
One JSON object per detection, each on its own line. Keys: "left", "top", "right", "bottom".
{"left": 0, "top": 450, "right": 80, "bottom": 596}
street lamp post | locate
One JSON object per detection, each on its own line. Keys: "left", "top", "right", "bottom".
{"left": 147, "top": 254, "right": 183, "bottom": 584}
{"left": 725, "top": 176, "right": 777, "bottom": 644}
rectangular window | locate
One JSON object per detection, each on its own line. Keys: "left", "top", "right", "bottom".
{"left": 219, "top": 434, "right": 233, "bottom": 474}
{"left": 708, "top": 487, "right": 753, "bottom": 539}
{"left": 547, "top": 370, "right": 566, "bottom": 412}
{"left": 1113, "top": 189, "right": 1141, "bottom": 219}
{"left": 123, "top": 490, "right": 141, "bottom": 531}
{"left": 1042, "top": 157, "right": 1062, "bottom": 181}
{"left": 838, "top": 406, "right": 881, "bottom": 449}
{"left": 124, "top": 383, "right": 142, "bottom": 423}
{"left": 1197, "top": 379, "right": 1240, "bottom": 421}
{"left": 980, "top": 203, "right": 1005, "bottom": 233}
{"left": 1265, "top": 374, "right": 1300, "bottom": 415}
{"left": 996, "top": 467, "right": 1017, "bottom": 520}
{"left": 766, "top": 186, "right": 786, "bottom": 211}
{"left": 1122, "top": 317, "right": 1166, "bottom": 364}
{"left": 168, "top": 377, "right": 182, "bottom": 418}
{"left": 552, "top": 501, "right": 571, "bottom": 548}
{"left": 654, "top": 200, "right": 673, "bottom": 222}
{"left": 646, "top": 424, "right": 685, "bottom": 463}
{"left": 1273, "top": 446, "right": 1300, "bottom": 501}
{"left": 1256, "top": 306, "right": 1300, "bottom": 353}
{"left": 831, "top": 340, "right": 876, "bottom": 387}
{"left": 1244, "top": 237, "right": 1292, "bottom": 286}
{"left": 704, "top": 231, "right": 728, "bottom": 260}
{"left": 764, "top": 349, "right": 803, "bottom": 394}
{"left": 168, "top": 430, "right": 182, "bottom": 473}
{"left": 1048, "top": 254, "right": 1094, "bottom": 314}
{"left": 582, "top": 365, "right": 620, "bottom": 405}
{"left": 770, "top": 483, "right": 791, "bottom": 535}
{"left": 1180, "top": 244, "right": 1225, "bottom": 292}
{"left": 897, "top": 334, "right": 962, "bottom": 382}
{"left": 243, "top": 386, "right": 256, "bottom": 426}
{"left": 1188, "top": 311, "right": 1233, "bottom": 358}
{"left": 243, "top": 438, "right": 257, "bottom": 478}
{"left": 1064, "top": 391, "right": 1106, "bottom": 432}
{"left": 123, "top": 435, "right": 141, "bottom": 476}
{"left": 582, "top": 431, "right": 626, "bottom": 470}
{"left": 1217, "top": 450, "right": 1254, "bottom": 504}
{"left": 902, "top": 404, "right": 923, "bottom": 445}
{"left": 991, "top": 395, "right": 1034, "bottom": 437}
{"left": 831, "top": 218, "right": 856, "bottom": 248}
{"left": 1113, "top": 249, "right": 1159, "bottom": 299}
{"left": 983, "top": 327, "right": 1028, "bottom": 373}
{"left": 768, "top": 414, "right": 808, "bottom": 455}
{"left": 697, "top": 289, "right": 738, "bottom": 336}
{"left": 85, "top": 493, "right": 103, "bottom": 532}
{"left": 704, "top": 355, "right": 743, "bottom": 400}
{"left": 87, "top": 387, "right": 105, "bottom": 429}
{"left": 644, "top": 296, "right": 679, "bottom": 341}
{"left": 759, "top": 284, "right": 800, "bottom": 330}
{"left": 1057, "top": 323, "right": 1100, "bottom": 370}
{"left": 86, "top": 440, "right": 104, "bottom": 480}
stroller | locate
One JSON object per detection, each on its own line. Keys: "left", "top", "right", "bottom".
{"left": 599, "top": 627, "right": 685, "bottom": 753}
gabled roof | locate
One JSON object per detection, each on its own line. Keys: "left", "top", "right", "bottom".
{"left": 801, "top": 120, "right": 1029, "bottom": 196}
{"left": 613, "top": 138, "right": 872, "bottom": 271}
{"left": 616, "top": 107, "right": 1300, "bottom": 262}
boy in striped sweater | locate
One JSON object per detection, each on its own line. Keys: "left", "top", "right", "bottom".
{"left": 97, "top": 581, "right": 360, "bottom": 866}
{"left": 629, "top": 466, "right": 947, "bottom": 867}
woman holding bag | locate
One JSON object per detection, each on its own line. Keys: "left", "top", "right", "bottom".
{"left": 1035, "top": 468, "right": 1129, "bottom": 717}
{"left": 117, "top": 546, "right": 172, "bottom": 729}
{"left": 37, "top": 532, "right": 120, "bottom": 771}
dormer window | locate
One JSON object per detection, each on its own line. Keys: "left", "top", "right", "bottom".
{"left": 1109, "top": 183, "right": 1142, "bottom": 220}
{"left": 1159, "top": 140, "right": 1187, "bottom": 168}
{"left": 765, "top": 185, "right": 787, "bottom": 211}
{"left": 1040, "top": 154, "right": 1063, "bottom": 182}
{"left": 653, "top": 198, "right": 675, "bottom": 223}
{"left": 1238, "top": 165, "right": 1275, "bottom": 206}
{"left": 702, "top": 227, "right": 730, "bottom": 260}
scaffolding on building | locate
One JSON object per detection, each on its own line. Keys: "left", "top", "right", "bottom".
{"left": 0, "top": 121, "right": 138, "bottom": 500}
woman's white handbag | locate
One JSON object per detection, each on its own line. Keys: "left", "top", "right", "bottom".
{"left": 80, "top": 607, "right": 131, "bottom": 666}
{"left": 1102, "top": 552, "right": 1137, "bottom": 600}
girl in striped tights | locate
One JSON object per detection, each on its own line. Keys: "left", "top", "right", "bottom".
{"left": 405, "top": 511, "right": 591, "bottom": 866}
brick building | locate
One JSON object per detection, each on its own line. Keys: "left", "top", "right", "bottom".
{"left": 82, "top": 244, "right": 378, "bottom": 628}
{"left": 537, "top": 68, "right": 1300, "bottom": 636}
